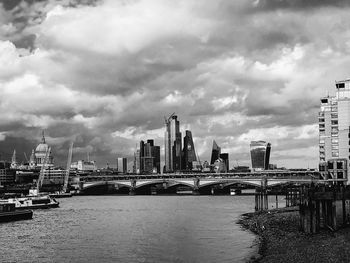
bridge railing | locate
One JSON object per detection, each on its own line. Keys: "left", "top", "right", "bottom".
{"left": 79, "top": 171, "right": 321, "bottom": 182}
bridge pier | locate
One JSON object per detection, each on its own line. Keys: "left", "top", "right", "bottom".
{"left": 192, "top": 189, "right": 200, "bottom": 195}
{"left": 255, "top": 177, "right": 268, "bottom": 211}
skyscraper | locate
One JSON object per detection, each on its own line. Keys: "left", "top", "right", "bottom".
{"left": 135, "top": 139, "right": 161, "bottom": 174}
{"left": 182, "top": 130, "right": 197, "bottom": 170}
{"left": 250, "top": 141, "right": 271, "bottom": 170}
{"left": 142, "top": 139, "right": 161, "bottom": 173}
{"left": 219, "top": 153, "right": 229, "bottom": 172}
{"left": 164, "top": 114, "right": 182, "bottom": 172}
{"left": 210, "top": 140, "right": 221, "bottom": 165}
{"left": 117, "top": 157, "right": 127, "bottom": 174}
{"left": 319, "top": 80, "right": 350, "bottom": 177}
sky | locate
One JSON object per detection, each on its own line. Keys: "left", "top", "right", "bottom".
{"left": 1, "top": 0, "right": 350, "bottom": 169}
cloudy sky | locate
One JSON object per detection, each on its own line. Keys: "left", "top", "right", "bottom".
{"left": 1, "top": 0, "right": 350, "bottom": 169}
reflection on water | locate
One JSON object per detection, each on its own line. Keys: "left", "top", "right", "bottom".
{"left": 0, "top": 196, "right": 258, "bottom": 263}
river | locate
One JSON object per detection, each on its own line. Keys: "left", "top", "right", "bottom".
{"left": 0, "top": 195, "right": 263, "bottom": 263}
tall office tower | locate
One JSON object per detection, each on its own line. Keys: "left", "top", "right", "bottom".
{"left": 139, "top": 140, "right": 145, "bottom": 173}
{"left": 182, "top": 130, "right": 197, "bottom": 171}
{"left": 164, "top": 114, "right": 182, "bottom": 172}
{"left": 319, "top": 80, "right": 350, "bottom": 173}
{"left": 142, "top": 139, "right": 161, "bottom": 173}
{"left": 219, "top": 153, "right": 229, "bottom": 172}
{"left": 250, "top": 141, "right": 271, "bottom": 170}
{"left": 210, "top": 140, "right": 221, "bottom": 164}
{"left": 117, "top": 157, "right": 127, "bottom": 174}
{"left": 133, "top": 149, "right": 140, "bottom": 174}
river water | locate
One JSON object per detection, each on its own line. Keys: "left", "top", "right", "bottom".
{"left": 0, "top": 195, "right": 261, "bottom": 263}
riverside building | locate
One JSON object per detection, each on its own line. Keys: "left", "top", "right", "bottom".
{"left": 319, "top": 80, "right": 350, "bottom": 180}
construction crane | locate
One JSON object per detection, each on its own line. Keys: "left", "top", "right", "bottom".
{"left": 23, "top": 152, "right": 28, "bottom": 163}
{"left": 36, "top": 147, "right": 51, "bottom": 194}
{"left": 63, "top": 141, "right": 74, "bottom": 193}
{"left": 196, "top": 152, "right": 202, "bottom": 171}
{"left": 164, "top": 112, "right": 176, "bottom": 124}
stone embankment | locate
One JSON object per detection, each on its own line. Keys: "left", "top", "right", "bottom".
{"left": 239, "top": 207, "right": 350, "bottom": 263}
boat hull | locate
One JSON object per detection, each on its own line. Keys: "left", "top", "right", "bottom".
{"left": 15, "top": 203, "right": 59, "bottom": 210}
{"left": 0, "top": 210, "right": 33, "bottom": 222}
{"left": 49, "top": 193, "right": 72, "bottom": 198}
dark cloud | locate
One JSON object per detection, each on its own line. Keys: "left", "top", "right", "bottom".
{"left": 254, "top": 0, "right": 350, "bottom": 11}
{"left": 1, "top": 0, "right": 349, "bottom": 168}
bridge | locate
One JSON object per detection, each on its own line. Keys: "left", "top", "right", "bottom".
{"left": 77, "top": 171, "right": 346, "bottom": 195}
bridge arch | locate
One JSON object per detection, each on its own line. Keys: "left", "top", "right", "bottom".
{"left": 83, "top": 181, "right": 131, "bottom": 190}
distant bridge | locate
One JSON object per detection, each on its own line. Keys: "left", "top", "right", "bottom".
{"left": 78, "top": 171, "right": 346, "bottom": 194}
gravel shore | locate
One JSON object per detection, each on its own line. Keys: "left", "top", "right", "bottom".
{"left": 238, "top": 207, "right": 350, "bottom": 263}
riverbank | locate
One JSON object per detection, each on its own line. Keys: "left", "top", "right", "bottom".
{"left": 239, "top": 207, "right": 350, "bottom": 262}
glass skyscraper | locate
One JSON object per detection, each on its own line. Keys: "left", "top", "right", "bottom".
{"left": 164, "top": 114, "right": 182, "bottom": 172}
{"left": 210, "top": 140, "right": 221, "bottom": 165}
{"left": 250, "top": 141, "right": 271, "bottom": 170}
{"left": 182, "top": 130, "right": 197, "bottom": 170}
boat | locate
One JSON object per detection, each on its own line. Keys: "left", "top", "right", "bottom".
{"left": 1, "top": 195, "right": 59, "bottom": 210}
{"left": 0, "top": 203, "right": 33, "bottom": 222}
{"left": 49, "top": 191, "right": 72, "bottom": 198}
{"left": 230, "top": 189, "right": 242, "bottom": 195}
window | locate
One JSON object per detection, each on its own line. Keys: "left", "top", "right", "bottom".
{"left": 328, "top": 162, "right": 334, "bottom": 169}
{"left": 319, "top": 118, "right": 325, "bottom": 122}
{"left": 319, "top": 124, "right": 325, "bottom": 128}
{"left": 320, "top": 157, "right": 325, "bottom": 162}
{"left": 337, "top": 162, "right": 343, "bottom": 169}
{"left": 331, "top": 113, "right": 338, "bottom": 119}
{"left": 331, "top": 120, "right": 338, "bottom": 125}
{"left": 332, "top": 145, "right": 339, "bottom": 150}
{"left": 332, "top": 152, "right": 339, "bottom": 157}
{"left": 320, "top": 139, "right": 325, "bottom": 144}
{"left": 336, "top": 83, "right": 345, "bottom": 89}
{"left": 331, "top": 107, "right": 338, "bottom": 112}
{"left": 321, "top": 98, "right": 328, "bottom": 103}
{"left": 337, "top": 172, "right": 344, "bottom": 179}
{"left": 320, "top": 145, "right": 325, "bottom": 150}
{"left": 331, "top": 138, "right": 338, "bottom": 144}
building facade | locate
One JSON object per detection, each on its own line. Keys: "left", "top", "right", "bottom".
{"left": 210, "top": 140, "right": 221, "bottom": 165}
{"left": 117, "top": 157, "right": 128, "bottom": 174}
{"left": 219, "top": 153, "right": 229, "bottom": 172}
{"left": 319, "top": 80, "right": 350, "bottom": 162}
{"left": 250, "top": 141, "right": 271, "bottom": 170}
{"left": 319, "top": 80, "right": 350, "bottom": 181}
{"left": 71, "top": 160, "right": 97, "bottom": 172}
{"left": 164, "top": 114, "right": 182, "bottom": 172}
{"left": 182, "top": 130, "right": 197, "bottom": 171}
{"left": 139, "top": 140, "right": 160, "bottom": 174}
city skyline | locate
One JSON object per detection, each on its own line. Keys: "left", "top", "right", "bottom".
{"left": 2, "top": 1, "right": 350, "bottom": 168}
